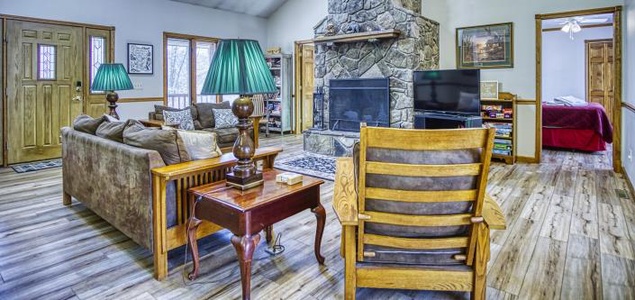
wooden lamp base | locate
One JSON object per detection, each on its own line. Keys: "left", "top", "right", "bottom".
{"left": 226, "top": 95, "right": 262, "bottom": 190}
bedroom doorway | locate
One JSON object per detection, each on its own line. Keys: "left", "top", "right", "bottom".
{"left": 536, "top": 6, "right": 623, "bottom": 172}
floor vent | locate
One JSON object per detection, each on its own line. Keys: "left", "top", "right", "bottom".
{"left": 616, "top": 189, "right": 631, "bottom": 199}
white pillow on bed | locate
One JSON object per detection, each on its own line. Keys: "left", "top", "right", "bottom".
{"left": 554, "top": 95, "right": 587, "bottom": 106}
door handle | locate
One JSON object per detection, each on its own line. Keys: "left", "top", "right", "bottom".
{"left": 72, "top": 95, "right": 82, "bottom": 102}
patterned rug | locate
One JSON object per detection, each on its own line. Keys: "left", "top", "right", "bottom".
{"left": 274, "top": 152, "right": 336, "bottom": 181}
{"left": 11, "top": 159, "right": 63, "bottom": 173}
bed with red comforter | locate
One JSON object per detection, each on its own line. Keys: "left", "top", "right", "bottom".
{"left": 542, "top": 102, "right": 613, "bottom": 152}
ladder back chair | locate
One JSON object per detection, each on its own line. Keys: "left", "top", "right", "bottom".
{"left": 333, "top": 124, "right": 506, "bottom": 299}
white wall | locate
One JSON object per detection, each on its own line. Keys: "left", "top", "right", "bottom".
{"left": 0, "top": 0, "right": 268, "bottom": 120}
{"left": 421, "top": 0, "right": 623, "bottom": 158}
{"left": 420, "top": 1, "right": 452, "bottom": 67}
{"left": 542, "top": 26, "right": 613, "bottom": 103}
{"left": 266, "top": 0, "right": 327, "bottom": 54}
{"left": 623, "top": 0, "right": 635, "bottom": 188}
{"left": 422, "top": 0, "right": 623, "bottom": 98}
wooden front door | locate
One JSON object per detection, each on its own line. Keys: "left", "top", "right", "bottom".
{"left": 300, "top": 45, "right": 315, "bottom": 132}
{"left": 6, "top": 20, "right": 83, "bottom": 164}
{"left": 586, "top": 39, "right": 614, "bottom": 121}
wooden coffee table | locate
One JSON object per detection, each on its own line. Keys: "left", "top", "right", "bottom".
{"left": 187, "top": 170, "right": 325, "bottom": 300}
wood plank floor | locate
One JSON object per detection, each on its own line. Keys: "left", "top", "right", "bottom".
{"left": 0, "top": 134, "right": 634, "bottom": 299}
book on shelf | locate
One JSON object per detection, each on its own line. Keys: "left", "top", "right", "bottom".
{"left": 493, "top": 149, "right": 512, "bottom": 156}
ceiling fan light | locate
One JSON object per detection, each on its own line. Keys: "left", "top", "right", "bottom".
{"left": 561, "top": 23, "right": 571, "bottom": 33}
{"left": 571, "top": 22, "right": 582, "bottom": 33}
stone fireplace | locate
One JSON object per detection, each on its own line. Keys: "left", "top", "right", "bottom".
{"left": 304, "top": 0, "right": 440, "bottom": 156}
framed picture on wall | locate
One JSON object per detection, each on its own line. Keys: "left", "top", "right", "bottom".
{"left": 480, "top": 81, "right": 499, "bottom": 99}
{"left": 127, "top": 43, "right": 153, "bottom": 74}
{"left": 456, "top": 22, "right": 513, "bottom": 69}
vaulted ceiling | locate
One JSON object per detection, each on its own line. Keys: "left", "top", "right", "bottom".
{"left": 170, "top": 0, "right": 289, "bottom": 18}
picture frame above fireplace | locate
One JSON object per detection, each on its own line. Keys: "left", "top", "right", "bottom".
{"left": 456, "top": 22, "right": 513, "bottom": 69}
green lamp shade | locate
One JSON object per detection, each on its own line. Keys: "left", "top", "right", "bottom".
{"left": 91, "top": 63, "right": 134, "bottom": 91}
{"left": 200, "top": 39, "right": 277, "bottom": 95}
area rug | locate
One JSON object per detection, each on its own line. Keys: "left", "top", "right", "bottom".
{"left": 274, "top": 152, "right": 336, "bottom": 181}
{"left": 11, "top": 158, "right": 62, "bottom": 173}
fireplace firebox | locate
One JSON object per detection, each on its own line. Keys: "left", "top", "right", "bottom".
{"left": 329, "top": 78, "right": 390, "bottom": 132}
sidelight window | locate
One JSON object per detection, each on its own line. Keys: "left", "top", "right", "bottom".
{"left": 89, "top": 36, "right": 106, "bottom": 92}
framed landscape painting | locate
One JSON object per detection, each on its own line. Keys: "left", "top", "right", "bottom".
{"left": 456, "top": 22, "right": 513, "bottom": 69}
{"left": 127, "top": 43, "right": 153, "bottom": 74}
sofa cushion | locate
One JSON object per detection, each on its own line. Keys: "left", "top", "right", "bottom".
{"left": 202, "top": 127, "right": 240, "bottom": 144}
{"left": 163, "top": 128, "right": 222, "bottom": 160}
{"left": 194, "top": 101, "right": 231, "bottom": 128}
{"left": 96, "top": 119, "right": 144, "bottom": 143}
{"left": 123, "top": 124, "right": 191, "bottom": 165}
{"left": 73, "top": 114, "right": 106, "bottom": 134}
{"left": 163, "top": 109, "right": 195, "bottom": 130}
{"left": 212, "top": 108, "right": 238, "bottom": 129}
{"left": 154, "top": 105, "right": 198, "bottom": 122}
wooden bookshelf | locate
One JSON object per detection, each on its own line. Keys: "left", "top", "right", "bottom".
{"left": 482, "top": 93, "right": 517, "bottom": 164}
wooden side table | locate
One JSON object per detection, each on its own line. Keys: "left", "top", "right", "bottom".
{"left": 187, "top": 170, "right": 325, "bottom": 300}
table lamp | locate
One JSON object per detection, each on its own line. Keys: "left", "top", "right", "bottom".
{"left": 200, "top": 39, "right": 277, "bottom": 190}
{"left": 91, "top": 63, "right": 134, "bottom": 119}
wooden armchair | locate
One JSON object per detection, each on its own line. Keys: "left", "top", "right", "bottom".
{"left": 333, "top": 125, "right": 506, "bottom": 299}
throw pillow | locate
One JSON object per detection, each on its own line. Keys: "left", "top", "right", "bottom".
{"left": 123, "top": 123, "right": 191, "bottom": 165}
{"left": 73, "top": 114, "right": 106, "bottom": 134}
{"left": 96, "top": 120, "right": 127, "bottom": 143}
{"left": 102, "top": 113, "right": 120, "bottom": 122}
{"left": 163, "top": 109, "right": 195, "bottom": 131}
{"left": 194, "top": 101, "right": 231, "bottom": 129}
{"left": 175, "top": 130, "right": 223, "bottom": 160}
{"left": 154, "top": 105, "right": 198, "bottom": 122}
{"left": 212, "top": 108, "right": 238, "bottom": 129}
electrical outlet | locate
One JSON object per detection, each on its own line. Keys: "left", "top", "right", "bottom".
{"left": 133, "top": 82, "right": 143, "bottom": 90}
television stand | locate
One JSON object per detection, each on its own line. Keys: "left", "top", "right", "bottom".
{"left": 414, "top": 112, "right": 482, "bottom": 129}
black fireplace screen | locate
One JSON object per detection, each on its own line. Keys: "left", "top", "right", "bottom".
{"left": 329, "top": 78, "right": 390, "bottom": 132}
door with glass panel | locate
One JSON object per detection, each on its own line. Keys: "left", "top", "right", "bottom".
{"left": 5, "top": 20, "right": 112, "bottom": 163}
{"left": 165, "top": 35, "right": 217, "bottom": 108}
{"left": 6, "top": 20, "right": 84, "bottom": 163}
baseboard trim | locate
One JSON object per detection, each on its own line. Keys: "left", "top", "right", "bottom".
{"left": 516, "top": 156, "right": 539, "bottom": 163}
{"left": 623, "top": 168, "right": 635, "bottom": 200}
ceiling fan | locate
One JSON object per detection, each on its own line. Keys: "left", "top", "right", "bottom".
{"left": 560, "top": 16, "right": 609, "bottom": 39}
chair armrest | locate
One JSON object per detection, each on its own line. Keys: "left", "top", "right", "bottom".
{"left": 333, "top": 157, "right": 358, "bottom": 225}
{"left": 483, "top": 194, "right": 506, "bottom": 230}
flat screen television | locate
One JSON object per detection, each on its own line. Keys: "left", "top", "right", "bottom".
{"left": 413, "top": 69, "right": 481, "bottom": 115}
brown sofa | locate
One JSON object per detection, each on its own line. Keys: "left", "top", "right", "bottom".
{"left": 149, "top": 102, "right": 258, "bottom": 149}
{"left": 61, "top": 124, "right": 281, "bottom": 279}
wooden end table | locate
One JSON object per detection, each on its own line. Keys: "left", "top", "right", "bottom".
{"left": 187, "top": 170, "right": 326, "bottom": 300}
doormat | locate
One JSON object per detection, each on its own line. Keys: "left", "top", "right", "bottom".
{"left": 11, "top": 159, "right": 62, "bottom": 173}
{"left": 274, "top": 152, "right": 336, "bottom": 181}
